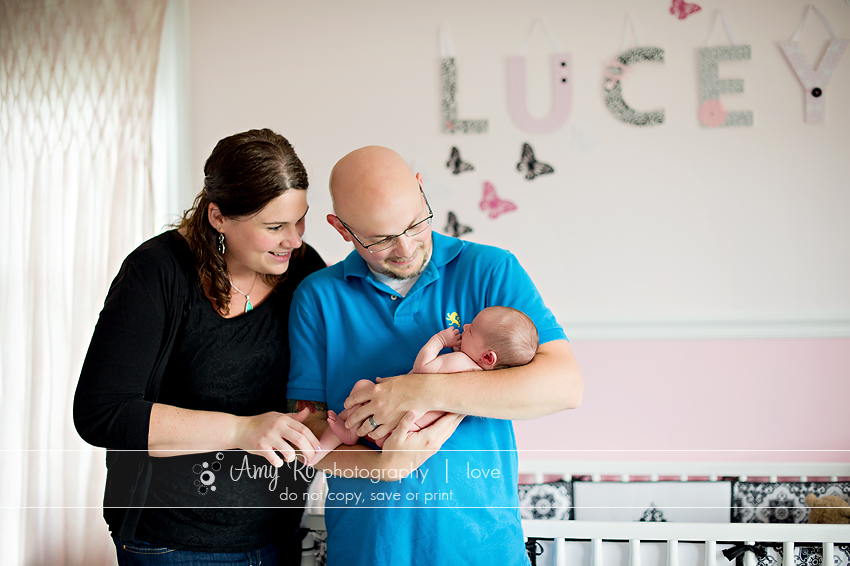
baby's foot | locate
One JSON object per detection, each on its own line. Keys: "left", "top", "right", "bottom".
{"left": 327, "top": 411, "right": 360, "bottom": 445}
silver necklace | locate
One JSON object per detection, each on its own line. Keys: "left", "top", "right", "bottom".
{"left": 229, "top": 272, "right": 258, "bottom": 313}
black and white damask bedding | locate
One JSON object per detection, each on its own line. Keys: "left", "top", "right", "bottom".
{"left": 732, "top": 481, "right": 850, "bottom": 523}
{"left": 518, "top": 480, "right": 573, "bottom": 520}
{"left": 572, "top": 480, "right": 732, "bottom": 523}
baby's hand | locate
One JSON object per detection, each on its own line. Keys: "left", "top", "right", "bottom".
{"left": 437, "top": 326, "right": 461, "bottom": 349}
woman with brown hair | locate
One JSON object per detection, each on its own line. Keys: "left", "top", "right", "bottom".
{"left": 74, "top": 129, "right": 325, "bottom": 564}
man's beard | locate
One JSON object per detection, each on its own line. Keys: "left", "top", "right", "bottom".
{"left": 377, "top": 245, "right": 431, "bottom": 280}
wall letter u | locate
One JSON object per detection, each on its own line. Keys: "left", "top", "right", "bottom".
{"left": 506, "top": 54, "right": 572, "bottom": 134}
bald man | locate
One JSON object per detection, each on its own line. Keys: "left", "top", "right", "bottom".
{"left": 287, "top": 146, "right": 582, "bottom": 566}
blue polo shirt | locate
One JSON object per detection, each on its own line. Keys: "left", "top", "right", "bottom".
{"left": 288, "top": 232, "right": 566, "bottom": 566}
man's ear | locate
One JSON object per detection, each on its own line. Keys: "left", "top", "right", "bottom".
{"left": 327, "top": 214, "right": 352, "bottom": 242}
{"left": 481, "top": 350, "right": 497, "bottom": 368}
{"left": 208, "top": 203, "right": 225, "bottom": 232}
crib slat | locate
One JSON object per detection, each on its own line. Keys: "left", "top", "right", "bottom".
{"left": 300, "top": 531, "right": 317, "bottom": 566}
{"left": 667, "top": 540, "right": 679, "bottom": 566}
{"left": 650, "top": 474, "right": 659, "bottom": 482}
{"left": 824, "top": 542, "right": 834, "bottom": 566}
{"left": 799, "top": 476, "right": 808, "bottom": 482}
{"left": 630, "top": 539, "right": 641, "bottom": 566}
{"left": 593, "top": 538, "right": 603, "bottom": 566}
{"left": 744, "top": 541, "right": 756, "bottom": 566}
{"left": 769, "top": 475, "right": 778, "bottom": 483}
{"left": 534, "top": 472, "right": 544, "bottom": 484}
{"left": 555, "top": 537, "right": 566, "bottom": 566}
{"left": 782, "top": 542, "right": 794, "bottom": 566}
{"left": 622, "top": 474, "right": 630, "bottom": 483}
{"left": 705, "top": 540, "right": 717, "bottom": 566}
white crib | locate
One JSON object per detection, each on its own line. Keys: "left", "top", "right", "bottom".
{"left": 519, "top": 460, "right": 850, "bottom": 566}
{"left": 300, "top": 460, "right": 850, "bottom": 566}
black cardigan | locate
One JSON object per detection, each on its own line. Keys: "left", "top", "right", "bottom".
{"left": 74, "top": 230, "right": 325, "bottom": 543}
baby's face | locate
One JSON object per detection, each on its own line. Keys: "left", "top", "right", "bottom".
{"left": 459, "top": 311, "right": 492, "bottom": 361}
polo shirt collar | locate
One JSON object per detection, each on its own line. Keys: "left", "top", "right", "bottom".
{"left": 341, "top": 231, "right": 464, "bottom": 281}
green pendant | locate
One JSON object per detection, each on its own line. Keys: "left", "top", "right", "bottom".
{"left": 245, "top": 297, "right": 253, "bottom": 312}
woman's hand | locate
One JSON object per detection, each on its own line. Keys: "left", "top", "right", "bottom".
{"left": 232, "top": 407, "right": 321, "bottom": 467}
{"left": 376, "top": 410, "right": 464, "bottom": 480}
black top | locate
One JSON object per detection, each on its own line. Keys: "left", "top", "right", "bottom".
{"left": 74, "top": 230, "right": 326, "bottom": 551}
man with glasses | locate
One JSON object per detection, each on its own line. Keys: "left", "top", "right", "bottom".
{"left": 287, "top": 146, "right": 583, "bottom": 566}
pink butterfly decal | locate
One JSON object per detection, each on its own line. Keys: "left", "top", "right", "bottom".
{"left": 670, "top": 0, "right": 701, "bottom": 20}
{"left": 480, "top": 181, "right": 517, "bottom": 219}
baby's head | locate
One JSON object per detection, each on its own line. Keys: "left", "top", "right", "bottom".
{"left": 460, "top": 306, "right": 539, "bottom": 370}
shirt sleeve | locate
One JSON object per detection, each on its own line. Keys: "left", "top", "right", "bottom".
{"left": 73, "top": 248, "right": 173, "bottom": 451}
{"left": 485, "top": 252, "right": 568, "bottom": 345}
{"left": 286, "top": 281, "right": 328, "bottom": 403}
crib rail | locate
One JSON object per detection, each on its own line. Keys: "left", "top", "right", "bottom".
{"left": 518, "top": 460, "right": 850, "bottom": 483}
{"left": 522, "top": 519, "right": 850, "bottom": 543}
{"left": 523, "top": 520, "right": 850, "bottom": 566}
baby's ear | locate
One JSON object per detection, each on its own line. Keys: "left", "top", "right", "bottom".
{"left": 481, "top": 351, "right": 497, "bottom": 368}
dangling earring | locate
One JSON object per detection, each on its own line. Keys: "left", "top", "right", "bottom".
{"left": 217, "top": 232, "right": 226, "bottom": 255}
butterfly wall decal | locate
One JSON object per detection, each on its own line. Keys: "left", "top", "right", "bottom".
{"left": 516, "top": 143, "right": 555, "bottom": 181}
{"left": 480, "top": 181, "right": 517, "bottom": 219}
{"left": 670, "top": 0, "right": 701, "bottom": 20}
{"left": 446, "top": 146, "right": 474, "bottom": 175}
{"left": 444, "top": 211, "right": 473, "bottom": 238}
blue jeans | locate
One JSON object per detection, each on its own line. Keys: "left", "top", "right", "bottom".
{"left": 112, "top": 537, "right": 303, "bottom": 566}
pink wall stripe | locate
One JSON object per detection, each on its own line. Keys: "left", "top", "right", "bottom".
{"left": 514, "top": 339, "right": 850, "bottom": 462}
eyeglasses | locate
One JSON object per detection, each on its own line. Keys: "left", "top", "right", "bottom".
{"left": 337, "top": 185, "right": 433, "bottom": 253}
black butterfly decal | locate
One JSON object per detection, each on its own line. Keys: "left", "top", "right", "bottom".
{"left": 446, "top": 146, "right": 474, "bottom": 175}
{"left": 445, "top": 211, "right": 473, "bottom": 238}
{"left": 516, "top": 143, "right": 554, "bottom": 181}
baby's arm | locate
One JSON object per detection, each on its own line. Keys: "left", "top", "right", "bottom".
{"left": 420, "top": 351, "right": 483, "bottom": 374}
{"left": 412, "top": 327, "right": 462, "bottom": 373}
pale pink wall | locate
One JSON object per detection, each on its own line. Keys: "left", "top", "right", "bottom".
{"left": 184, "top": 1, "right": 850, "bottom": 466}
{"left": 514, "top": 339, "right": 850, "bottom": 462}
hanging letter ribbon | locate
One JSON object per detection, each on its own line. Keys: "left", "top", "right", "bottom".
{"left": 506, "top": 20, "right": 572, "bottom": 133}
{"left": 440, "top": 27, "right": 489, "bottom": 134}
{"left": 603, "top": 16, "right": 665, "bottom": 127}
{"left": 722, "top": 544, "right": 768, "bottom": 566}
{"left": 698, "top": 11, "right": 753, "bottom": 127}
{"left": 779, "top": 5, "right": 848, "bottom": 124}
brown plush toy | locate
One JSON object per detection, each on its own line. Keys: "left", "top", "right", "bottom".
{"left": 805, "top": 493, "right": 850, "bottom": 524}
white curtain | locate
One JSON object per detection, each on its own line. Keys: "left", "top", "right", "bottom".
{"left": 0, "top": 1, "right": 169, "bottom": 564}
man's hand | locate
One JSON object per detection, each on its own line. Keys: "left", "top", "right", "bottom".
{"left": 343, "top": 375, "right": 433, "bottom": 439}
{"left": 377, "top": 410, "right": 464, "bottom": 480}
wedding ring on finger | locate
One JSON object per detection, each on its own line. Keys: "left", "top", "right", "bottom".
{"left": 369, "top": 416, "right": 379, "bottom": 431}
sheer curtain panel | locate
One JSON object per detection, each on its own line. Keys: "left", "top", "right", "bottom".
{"left": 0, "top": 1, "right": 169, "bottom": 564}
